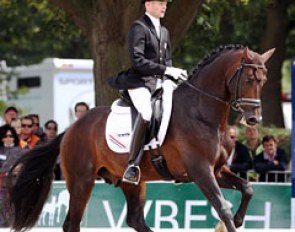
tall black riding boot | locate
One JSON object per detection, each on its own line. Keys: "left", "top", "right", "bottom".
{"left": 122, "top": 114, "right": 149, "bottom": 185}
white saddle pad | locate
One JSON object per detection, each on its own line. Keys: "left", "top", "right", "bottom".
{"left": 105, "top": 80, "right": 176, "bottom": 153}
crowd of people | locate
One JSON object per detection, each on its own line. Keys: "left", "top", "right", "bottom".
{"left": 0, "top": 102, "right": 90, "bottom": 180}
{"left": 0, "top": 102, "right": 290, "bottom": 183}
{"left": 226, "top": 126, "right": 290, "bottom": 182}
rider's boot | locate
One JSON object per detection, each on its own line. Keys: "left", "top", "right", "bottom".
{"left": 122, "top": 114, "right": 149, "bottom": 185}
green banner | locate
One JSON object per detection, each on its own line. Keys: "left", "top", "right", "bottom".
{"left": 37, "top": 181, "right": 291, "bottom": 229}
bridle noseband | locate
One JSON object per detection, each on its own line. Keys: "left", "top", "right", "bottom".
{"left": 183, "top": 62, "right": 266, "bottom": 113}
{"left": 229, "top": 62, "right": 265, "bottom": 113}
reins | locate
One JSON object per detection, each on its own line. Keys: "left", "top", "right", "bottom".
{"left": 182, "top": 80, "right": 229, "bottom": 105}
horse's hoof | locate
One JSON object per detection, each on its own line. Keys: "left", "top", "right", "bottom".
{"left": 215, "top": 221, "right": 228, "bottom": 232}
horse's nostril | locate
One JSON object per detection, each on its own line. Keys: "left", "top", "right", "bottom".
{"left": 247, "top": 117, "right": 258, "bottom": 125}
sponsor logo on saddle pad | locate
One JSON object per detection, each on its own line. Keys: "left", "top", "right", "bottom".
{"left": 105, "top": 80, "right": 176, "bottom": 153}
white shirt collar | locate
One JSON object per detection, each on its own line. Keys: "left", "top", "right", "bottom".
{"left": 263, "top": 150, "right": 276, "bottom": 161}
{"left": 145, "top": 12, "right": 161, "bottom": 29}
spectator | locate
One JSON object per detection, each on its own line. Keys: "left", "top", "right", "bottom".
{"left": 43, "top": 120, "right": 61, "bottom": 180}
{"left": 0, "top": 125, "right": 23, "bottom": 172}
{"left": 0, "top": 125, "right": 23, "bottom": 227}
{"left": 74, "top": 102, "right": 89, "bottom": 120}
{"left": 28, "top": 114, "right": 45, "bottom": 142}
{"left": 10, "top": 118, "right": 22, "bottom": 138}
{"left": 226, "top": 126, "right": 252, "bottom": 179}
{"left": 254, "top": 135, "right": 288, "bottom": 182}
{"left": 0, "top": 106, "right": 18, "bottom": 128}
{"left": 243, "top": 126, "right": 263, "bottom": 159}
{"left": 19, "top": 116, "right": 41, "bottom": 150}
{"left": 43, "top": 120, "right": 58, "bottom": 142}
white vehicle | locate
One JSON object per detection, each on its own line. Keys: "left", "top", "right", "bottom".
{"left": 7, "top": 58, "right": 95, "bottom": 132}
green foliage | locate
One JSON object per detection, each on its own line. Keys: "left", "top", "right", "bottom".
{"left": 282, "top": 60, "right": 291, "bottom": 93}
{"left": 0, "top": 61, "right": 22, "bottom": 112}
{"left": 0, "top": 0, "right": 90, "bottom": 66}
{"left": 286, "top": 3, "right": 295, "bottom": 58}
{"left": 174, "top": 0, "right": 295, "bottom": 72}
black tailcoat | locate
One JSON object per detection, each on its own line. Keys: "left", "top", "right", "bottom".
{"left": 108, "top": 15, "right": 172, "bottom": 90}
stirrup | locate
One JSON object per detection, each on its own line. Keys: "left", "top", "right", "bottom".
{"left": 122, "top": 164, "right": 141, "bottom": 185}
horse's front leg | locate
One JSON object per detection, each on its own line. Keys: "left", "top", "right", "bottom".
{"left": 216, "top": 166, "right": 253, "bottom": 227}
{"left": 120, "top": 181, "right": 153, "bottom": 232}
{"left": 188, "top": 161, "right": 237, "bottom": 232}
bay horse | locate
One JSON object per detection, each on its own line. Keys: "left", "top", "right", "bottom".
{"left": 9, "top": 45, "right": 274, "bottom": 232}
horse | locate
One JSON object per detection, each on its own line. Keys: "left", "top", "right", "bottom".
{"left": 8, "top": 45, "right": 274, "bottom": 232}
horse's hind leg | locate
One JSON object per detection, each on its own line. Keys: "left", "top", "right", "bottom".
{"left": 190, "top": 164, "right": 237, "bottom": 232}
{"left": 120, "top": 182, "right": 153, "bottom": 232}
{"left": 216, "top": 168, "right": 253, "bottom": 227}
{"left": 63, "top": 176, "right": 95, "bottom": 232}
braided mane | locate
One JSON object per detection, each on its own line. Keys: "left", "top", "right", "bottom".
{"left": 189, "top": 44, "right": 244, "bottom": 79}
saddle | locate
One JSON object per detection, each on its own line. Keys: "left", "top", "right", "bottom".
{"left": 118, "top": 88, "right": 163, "bottom": 142}
{"left": 105, "top": 80, "right": 177, "bottom": 180}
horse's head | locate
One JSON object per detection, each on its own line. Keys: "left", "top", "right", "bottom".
{"left": 227, "top": 47, "right": 275, "bottom": 126}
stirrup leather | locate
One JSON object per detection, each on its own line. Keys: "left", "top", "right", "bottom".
{"left": 122, "top": 164, "right": 141, "bottom": 185}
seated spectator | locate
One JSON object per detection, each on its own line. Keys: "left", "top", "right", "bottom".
{"left": 0, "top": 125, "right": 23, "bottom": 172}
{"left": 243, "top": 126, "right": 263, "bottom": 159}
{"left": 254, "top": 135, "right": 288, "bottom": 182}
{"left": 74, "top": 102, "right": 89, "bottom": 120}
{"left": 19, "top": 116, "right": 41, "bottom": 150}
{"left": 226, "top": 126, "right": 252, "bottom": 179}
{"left": 10, "top": 118, "right": 22, "bottom": 138}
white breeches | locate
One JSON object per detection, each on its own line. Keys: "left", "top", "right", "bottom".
{"left": 128, "top": 87, "right": 152, "bottom": 122}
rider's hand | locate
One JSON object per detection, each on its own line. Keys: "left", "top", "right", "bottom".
{"left": 165, "top": 67, "right": 188, "bottom": 81}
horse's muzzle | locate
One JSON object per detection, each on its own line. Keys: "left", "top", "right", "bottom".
{"left": 246, "top": 116, "right": 261, "bottom": 125}
{"left": 243, "top": 109, "right": 262, "bottom": 126}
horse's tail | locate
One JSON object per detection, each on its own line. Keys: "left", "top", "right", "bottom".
{"left": 9, "top": 132, "right": 65, "bottom": 231}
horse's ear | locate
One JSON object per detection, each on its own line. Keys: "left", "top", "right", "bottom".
{"left": 242, "top": 47, "right": 254, "bottom": 62}
{"left": 261, "top": 48, "right": 276, "bottom": 63}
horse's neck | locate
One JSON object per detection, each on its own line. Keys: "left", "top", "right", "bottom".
{"left": 173, "top": 57, "right": 236, "bottom": 128}
{"left": 173, "top": 83, "right": 230, "bottom": 129}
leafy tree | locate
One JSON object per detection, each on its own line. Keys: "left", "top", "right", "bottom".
{"left": 1, "top": 0, "right": 294, "bottom": 127}
{"left": 48, "top": 0, "right": 205, "bottom": 105}
{"left": 0, "top": 0, "right": 89, "bottom": 66}
{"left": 174, "top": 0, "right": 295, "bottom": 127}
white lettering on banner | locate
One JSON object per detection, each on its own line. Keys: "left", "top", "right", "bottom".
{"left": 144, "top": 200, "right": 153, "bottom": 218}
{"left": 211, "top": 200, "right": 271, "bottom": 229}
{"left": 38, "top": 196, "right": 57, "bottom": 226}
{"left": 184, "top": 200, "right": 208, "bottom": 228}
{"left": 38, "top": 190, "right": 69, "bottom": 226}
{"left": 38, "top": 193, "right": 276, "bottom": 229}
{"left": 243, "top": 202, "right": 271, "bottom": 228}
{"left": 102, "top": 200, "right": 153, "bottom": 228}
{"left": 154, "top": 200, "right": 179, "bottom": 228}
{"left": 211, "top": 200, "right": 233, "bottom": 220}
{"left": 102, "top": 201, "right": 126, "bottom": 228}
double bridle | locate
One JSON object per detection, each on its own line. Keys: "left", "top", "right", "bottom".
{"left": 183, "top": 62, "right": 266, "bottom": 113}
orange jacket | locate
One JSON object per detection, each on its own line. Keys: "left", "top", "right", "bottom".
{"left": 19, "top": 134, "right": 40, "bottom": 150}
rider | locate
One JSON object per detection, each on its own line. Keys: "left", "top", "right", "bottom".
{"left": 109, "top": 0, "right": 188, "bottom": 184}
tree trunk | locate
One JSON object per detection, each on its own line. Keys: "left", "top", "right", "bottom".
{"left": 261, "top": 0, "right": 291, "bottom": 128}
{"left": 48, "top": 0, "right": 204, "bottom": 106}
